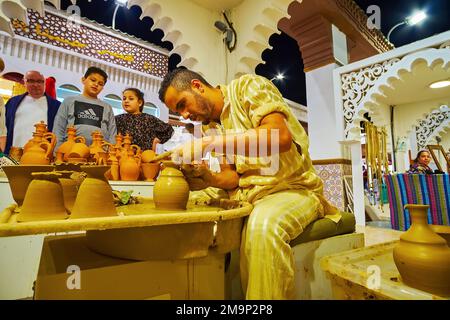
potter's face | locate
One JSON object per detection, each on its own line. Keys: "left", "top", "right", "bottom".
{"left": 24, "top": 71, "right": 45, "bottom": 99}
{"left": 164, "top": 85, "right": 214, "bottom": 123}
{"left": 82, "top": 73, "right": 105, "bottom": 98}
{"left": 418, "top": 151, "right": 431, "bottom": 166}
{"left": 122, "top": 90, "right": 142, "bottom": 114}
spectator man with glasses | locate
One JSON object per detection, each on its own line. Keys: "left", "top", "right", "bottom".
{"left": 4, "top": 70, "right": 61, "bottom": 154}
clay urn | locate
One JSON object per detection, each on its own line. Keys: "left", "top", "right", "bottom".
{"left": 2, "top": 165, "right": 54, "bottom": 207}
{"left": 20, "top": 140, "right": 52, "bottom": 165}
{"left": 18, "top": 172, "right": 69, "bottom": 222}
{"left": 89, "top": 131, "right": 108, "bottom": 161}
{"left": 153, "top": 161, "right": 190, "bottom": 210}
{"left": 70, "top": 165, "right": 117, "bottom": 219}
{"left": 393, "top": 204, "right": 450, "bottom": 296}
{"left": 56, "top": 126, "right": 86, "bottom": 162}
{"left": 34, "top": 121, "right": 48, "bottom": 135}
{"left": 56, "top": 171, "right": 79, "bottom": 214}
{"left": 67, "top": 140, "right": 90, "bottom": 160}
{"left": 141, "top": 162, "right": 160, "bottom": 181}
{"left": 120, "top": 150, "right": 140, "bottom": 181}
{"left": 23, "top": 132, "right": 43, "bottom": 153}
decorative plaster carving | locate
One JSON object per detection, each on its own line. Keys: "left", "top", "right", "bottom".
{"left": 341, "top": 57, "right": 400, "bottom": 136}
{"left": 342, "top": 48, "right": 450, "bottom": 139}
{"left": 416, "top": 110, "right": 450, "bottom": 149}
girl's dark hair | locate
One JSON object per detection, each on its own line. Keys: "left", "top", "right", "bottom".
{"left": 414, "top": 150, "right": 430, "bottom": 163}
{"left": 123, "top": 88, "right": 145, "bottom": 112}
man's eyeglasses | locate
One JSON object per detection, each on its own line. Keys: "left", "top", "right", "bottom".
{"left": 25, "top": 79, "right": 45, "bottom": 84}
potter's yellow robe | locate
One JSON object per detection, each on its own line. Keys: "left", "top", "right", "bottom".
{"left": 200, "top": 74, "right": 341, "bottom": 299}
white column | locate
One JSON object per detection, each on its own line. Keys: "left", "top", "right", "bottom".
{"left": 339, "top": 140, "right": 365, "bottom": 226}
{"left": 306, "top": 63, "right": 343, "bottom": 160}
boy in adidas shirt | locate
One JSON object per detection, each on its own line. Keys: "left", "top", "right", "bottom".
{"left": 53, "top": 67, "right": 117, "bottom": 151}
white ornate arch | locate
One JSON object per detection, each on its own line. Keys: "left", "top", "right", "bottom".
{"left": 414, "top": 108, "right": 450, "bottom": 149}
{"left": 342, "top": 47, "right": 450, "bottom": 140}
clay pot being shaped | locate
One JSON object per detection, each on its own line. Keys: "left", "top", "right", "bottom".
{"left": 2, "top": 165, "right": 54, "bottom": 207}
{"left": 20, "top": 141, "right": 52, "bottom": 165}
{"left": 153, "top": 161, "right": 190, "bottom": 210}
{"left": 18, "top": 172, "right": 69, "bottom": 222}
{"left": 120, "top": 150, "right": 140, "bottom": 181}
{"left": 393, "top": 204, "right": 450, "bottom": 296}
{"left": 56, "top": 126, "right": 86, "bottom": 162}
{"left": 70, "top": 165, "right": 117, "bottom": 219}
{"left": 141, "top": 162, "right": 160, "bottom": 181}
{"left": 56, "top": 171, "right": 79, "bottom": 214}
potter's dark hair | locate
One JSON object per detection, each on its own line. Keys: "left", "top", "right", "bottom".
{"left": 413, "top": 150, "right": 430, "bottom": 163}
{"left": 84, "top": 66, "right": 108, "bottom": 83}
{"left": 123, "top": 88, "right": 145, "bottom": 112}
{"left": 158, "top": 68, "right": 213, "bottom": 103}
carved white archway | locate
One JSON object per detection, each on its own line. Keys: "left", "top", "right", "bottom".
{"left": 343, "top": 47, "right": 450, "bottom": 140}
{"left": 415, "top": 108, "right": 450, "bottom": 149}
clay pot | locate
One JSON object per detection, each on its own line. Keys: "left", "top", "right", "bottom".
{"left": 8, "top": 147, "right": 23, "bottom": 162}
{"left": 18, "top": 172, "right": 68, "bottom": 222}
{"left": 56, "top": 171, "right": 78, "bottom": 214}
{"left": 56, "top": 126, "right": 86, "bottom": 162}
{"left": 153, "top": 161, "right": 189, "bottom": 210}
{"left": 141, "top": 162, "right": 160, "bottom": 181}
{"left": 120, "top": 150, "right": 140, "bottom": 181}
{"left": 68, "top": 141, "right": 90, "bottom": 160}
{"left": 70, "top": 165, "right": 117, "bottom": 219}
{"left": 393, "top": 204, "right": 450, "bottom": 295}
{"left": 141, "top": 150, "right": 156, "bottom": 163}
{"left": 2, "top": 165, "right": 54, "bottom": 207}
{"left": 20, "top": 141, "right": 52, "bottom": 165}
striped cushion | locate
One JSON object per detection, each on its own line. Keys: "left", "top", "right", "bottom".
{"left": 385, "top": 174, "right": 450, "bottom": 231}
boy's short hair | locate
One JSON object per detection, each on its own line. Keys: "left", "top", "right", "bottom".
{"left": 84, "top": 66, "right": 108, "bottom": 83}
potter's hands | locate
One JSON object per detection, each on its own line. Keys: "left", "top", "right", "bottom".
{"left": 171, "top": 137, "right": 213, "bottom": 165}
{"left": 181, "top": 163, "right": 214, "bottom": 191}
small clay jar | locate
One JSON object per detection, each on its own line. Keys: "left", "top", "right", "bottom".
{"left": 393, "top": 204, "right": 450, "bottom": 296}
{"left": 18, "top": 172, "right": 68, "bottom": 222}
{"left": 153, "top": 161, "right": 189, "bottom": 210}
{"left": 70, "top": 165, "right": 117, "bottom": 219}
{"left": 141, "top": 162, "right": 160, "bottom": 181}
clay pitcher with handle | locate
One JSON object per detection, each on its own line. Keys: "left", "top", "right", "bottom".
{"left": 20, "top": 140, "right": 52, "bottom": 165}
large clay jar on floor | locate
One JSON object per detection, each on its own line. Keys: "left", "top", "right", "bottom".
{"left": 18, "top": 172, "right": 69, "bottom": 222}
{"left": 70, "top": 165, "right": 117, "bottom": 219}
{"left": 393, "top": 204, "right": 450, "bottom": 296}
{"left": 153, "top": 161, "right": 189, "bottom": 210}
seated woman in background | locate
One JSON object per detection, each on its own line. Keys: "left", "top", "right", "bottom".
{"left": 115, "top": 88, "right": 174, "bottom": 151}
{"left": 407, "top": 150, "right": 434, "bottom": 174}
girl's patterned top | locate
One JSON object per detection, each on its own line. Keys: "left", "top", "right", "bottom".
{"left": 115, "top": 113, "right": 174, "bottom": 151}
{"left": 407, "top": 162, "right": 434, "bottom": 174}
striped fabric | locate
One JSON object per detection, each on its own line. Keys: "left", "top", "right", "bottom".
{"left": 385, "top": 174, "right": 450, "bottom": 231}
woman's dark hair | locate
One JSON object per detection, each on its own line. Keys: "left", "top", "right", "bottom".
{"left": 413, "top": 150, "right": 430, "bottom": 163}
{"left": 123, "top": 88, "right": 145, "bottom": 112}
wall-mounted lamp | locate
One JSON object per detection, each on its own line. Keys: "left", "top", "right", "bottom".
{"left": 214, "top": 12, "right": 237, "bottom": 52}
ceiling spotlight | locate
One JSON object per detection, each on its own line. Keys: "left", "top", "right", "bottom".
{"left": 429, "top": 79, "right": 450, "bottom": 89}
{"left": 406, "top": 11, "right": 427, "bottom": 25}
{"left": 270, "top": 74, "right": 284, "bottom": 81}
